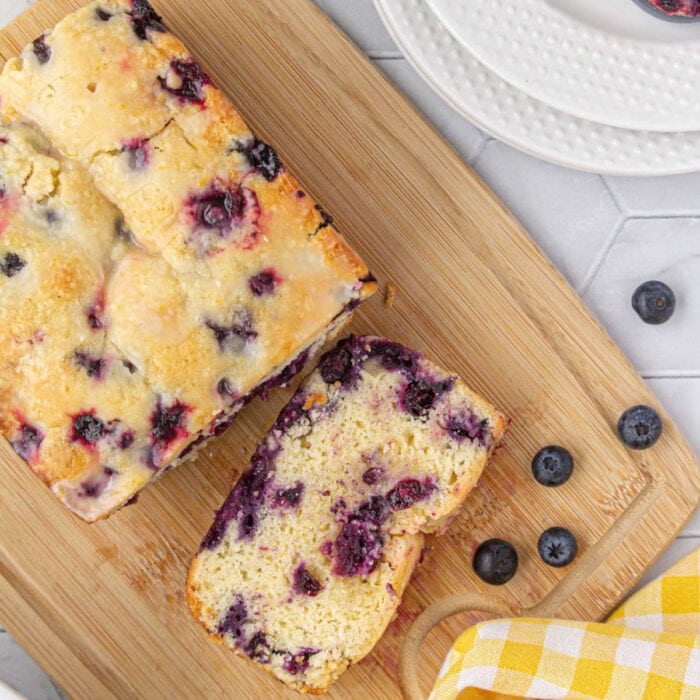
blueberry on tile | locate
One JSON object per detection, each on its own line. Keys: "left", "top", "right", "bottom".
{"left": 531, "top": 445, "right": 574, "bottom": 487}
{"left": 617, "top": 405, "right": 662, "bottom": 450}
{"left": 32, "top": 35, "right": 51, "bottom": 64}
{"left": 538, "top": 527, "right": 578, "bottom": 567}
{"left": 293, "top": 564, "right": 323, "bottom": 596}
{"left": 128, "top": 0, "right": 166, "bottom": 40}
{"left": 473, "top": 539, "right": 518, "bottom": 585}
{"left": 632, "top": 280, "right": 675, "bottom": 325}
{"left": 1, "top": 252, "right": 26, "bottom": 277}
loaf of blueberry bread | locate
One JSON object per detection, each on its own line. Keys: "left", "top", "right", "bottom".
{"left": 0, "top": 1, "right": 375, "bottom": 521}
{"left": 187, "top": 336, "right": 506, "bottom": 693}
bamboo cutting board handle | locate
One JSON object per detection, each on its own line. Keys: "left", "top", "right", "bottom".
{"left": 399, "top": 593, "right": 517, "bottom": 700}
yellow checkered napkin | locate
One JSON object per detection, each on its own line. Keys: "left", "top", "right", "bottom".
{"left": 430, "top": 548, "right": 700, "bottom": 699}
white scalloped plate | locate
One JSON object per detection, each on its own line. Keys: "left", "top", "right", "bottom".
{"left": 425, "top": 0, "right": 700, "bottom": 133}
{"left": 374, "top": 0, "right": 700, "bottom": 175}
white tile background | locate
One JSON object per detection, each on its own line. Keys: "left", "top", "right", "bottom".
{"left": 0, "top": 1, "right": 698, "bottom": 697}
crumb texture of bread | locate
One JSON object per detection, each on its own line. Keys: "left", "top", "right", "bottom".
{"left": 0, "top": 1, "right": 375, "bottom": 521}
{"left": 187, "top": 336, "right": 506, "bottom": 692}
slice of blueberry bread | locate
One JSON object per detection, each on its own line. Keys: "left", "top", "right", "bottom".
{"left": 0, "top": 2, "right": 375, "bottom": 521}
{"left": 187, "top": 336, "right": 506, "bottom": 693}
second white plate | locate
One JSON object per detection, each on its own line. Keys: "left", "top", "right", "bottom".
{"left": 374, "top": 0, "right": 700, "bottom": 175}
{"left": 425, "top": 0, "right": 700, "bottom": 133}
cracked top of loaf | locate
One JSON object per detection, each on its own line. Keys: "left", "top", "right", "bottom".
{"left": 0, "top": 0, "right": 375, "bottom": 521}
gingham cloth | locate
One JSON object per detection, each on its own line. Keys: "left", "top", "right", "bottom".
{"left": 430, "top": 548, "right": 700, "bottom": 699}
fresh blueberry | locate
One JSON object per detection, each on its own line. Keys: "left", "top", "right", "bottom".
{"left": 128, "top": 0, "right": 166, "bottom": 40}
{"left": 1, "top": 252, "right": 26, "bottom": 277}
{"left": 617, "top": 405, "right": 662, "bottom": 450}
{"left": 632, "top": 280, "right": 675, "bottom": 325}
{"left": 473, "top": 539, "right": 518, "bottom": 585}
{"left": 538, "top": 527, "right": 578, "bottom": 567}
{"left": 531, "top": 445, "right": 574, "bottom": 487}
{"left": 32, "top": 35, "right": 51, "bottom": 64}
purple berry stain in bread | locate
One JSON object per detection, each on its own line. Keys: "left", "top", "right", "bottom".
{"left": 1, "top": 252, "right": 26, "bottom": 277}
{"left": 236, "top": 138, "right": 282, "bottom": 182}
{"left": 354, "top": 495, "right": 390, "bottom": 524}
{"left": 86, "top": 289, "right": 107, "bottom": 330}
{"left": 445, "top": 412, "right": 491, "bottom": 447}
{"left": 118, "top": 430, "right": 135, "bottom": 450}
{"left": 332, "top": 519, "right": 384, "bottom": 577}
{"left": 128, "top": 0, "right": 166, "bottom": 41}
{"left": 10, "top": 416, "right": 44, "bottom": 464}
{"left": 72, "top": 351, "right": 108, "bottom": 380}
{"left": 283, "top": 649, "right": 319, "bottom": 676}
{"left": 249, "top": 267, "right": 282, "bottom": 296}
{"left": 271, "top": 481, "right": 304, "bottom": 509}
{"left": 70, "top": 410, "right": 106, "bottom": 448}
{"left": 401, "top": 378, "right": 453, "bottom": 419}
{"left": 293, "top": 564, "right": 323, "bottom": 596}
{"left": 218, "top": 595, "right": 248, "bottom": 639}
{"left": 148, "top": 399, "right": 191, "bottom": 467}
{"left": 245, "top": 632, "right": 272, "bottom": 663}
{"left": 158, "top": 58, "right": 211, "bottom": 105}
{"left": 206, "top": 309, "right": 257, "bottom": 352}
{"left": 319, "top": 344, "right": 354, "bottom": 386}
{"left": 200, "top": 441, "right": 281, "bottom": 549}
{"left": 386, "top": 478, "right": 437, "bottom": 511}
{"left": 362, "top": 466, "right": 384, "bottom": 485}
{"left": 32, "top": 35, "right": 51, "bottom": 64}
{"left": 79, "top": 466, "right": 115, "bottom": 498}
{"left": 122, "top": 138, "right": 150, "bottom": 170}
{"left": 186, "top": 181, "right": 261, "bottom": 255}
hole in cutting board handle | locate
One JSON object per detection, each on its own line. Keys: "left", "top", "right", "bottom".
{"left": 398, "top": 593, "right": 516, "bottom": 700}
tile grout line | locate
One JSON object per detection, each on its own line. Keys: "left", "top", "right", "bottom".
{"left": 576, "top": 215, "right": 627, "bottom": 297}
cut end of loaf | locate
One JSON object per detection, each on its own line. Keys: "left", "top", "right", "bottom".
{"left": 187, "top": 335, "right": 506, "bottom": 692}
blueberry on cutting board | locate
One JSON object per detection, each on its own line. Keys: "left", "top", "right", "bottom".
{"left": 632, "top": 281, "right": 675, "bottom": 325}
{"left": 617, "top": 405, "right": 663, "bottom": 450}
{"left": 473, "top": 539, "right": 518, "bottom": 585}
{"left": 538, "top": 527, "right": 578, "bottom": 567}
{"left": 532, "top": 445, "right": 574, "bottom": 487}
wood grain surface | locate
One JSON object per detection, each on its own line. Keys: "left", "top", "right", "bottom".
{"left": 0, "top": 1, "right": 698, "bottom": 698}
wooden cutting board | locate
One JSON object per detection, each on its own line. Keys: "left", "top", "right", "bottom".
{"left": 0, "top": 1, "right": 698, "bottom": 698}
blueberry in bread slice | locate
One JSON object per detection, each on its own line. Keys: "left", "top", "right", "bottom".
{"left": 0, "top": 1, "right": 375, "bottom": 521}
{"left": 187, "top": 336, "right": 506, "bottom": 693}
